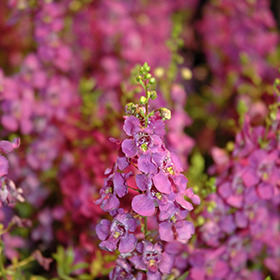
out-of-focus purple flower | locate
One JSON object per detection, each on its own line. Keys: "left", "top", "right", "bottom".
{"left": 109, "top": 256, "right": 135, "bottom": 280}
{"left": 130, "top": 240, "right": 175, "bottom": 280}
{"left": 0, "top": 177, "right": 24, "bottom": 206}
{"left": 96, "top": 209, "right": 137, "bottom": 254}
{"left": 2, "top": 232, "right": 25, "bottom": 260}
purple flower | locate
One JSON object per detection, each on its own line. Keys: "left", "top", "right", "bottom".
{"left": 96, "top": 209, "right": 137, "bottom": 253}
{"left": 159, "top": 215, "right": 194, "bottom": 243}
{"left": 96, "top": 164, "right": 132, "bottom": 212}
{"left": 121, "top": 116, "right": 164, "bottom": 159}
{"left": 130, "top": 241, "right": 175, "bottom": 280}
{"left": 109, "top": 256, "right": 135, "bottom": 280}
{"left": 132, "top": 174, "right": 168, "bottom": 216}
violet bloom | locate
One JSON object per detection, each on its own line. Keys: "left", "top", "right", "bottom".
{"left": 96, "top": 209, "right": 137, "bottom": 254}
{"left": 132, "top": 173, "right": 168, "bottom": 217}
{"left": 130, "top": 241, "right": 175, "bottom": 280}
{"left": 158, "top": 203, "right": 194, "bottom": 243}
{"left": 0, "top": 178, "right": 24, "bottom": 206}
{"left": 96, "top": 164, "right": 131, "bottom": 212}
{"left": 121, "top": 115, "right": 164, "bottom": 160}
{"left": 244, "top": 149, "right": 279, "bottom": 200}
{"left": 109, "top": 256, "right": 135, "bottom": 280}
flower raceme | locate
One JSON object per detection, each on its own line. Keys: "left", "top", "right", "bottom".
{"left": 95, "top": 63, "right": 200, "bottom": 279}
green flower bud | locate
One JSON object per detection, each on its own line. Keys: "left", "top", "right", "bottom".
{"left": 125, "top": 102, "right": 137, "bottom": 115}
{"left": 149, "top": 77, "right": 155, "bottom": 84}
{"left": 145, "top": 73, "right": 152, "bottom": 79}
{"left": 136, "top": 76, "right": 142, "bottom": 82}
{"left": 150, "top": 91, "right": 157, "bottom": 100}
{"left": 143, "top": 62, "right": 148, "bottom": 69}
{"left": 159, "top": 108, "right": 171, "bottom": 120}
{"left": 139, "top": 96, "right": 147, "bottom": 105}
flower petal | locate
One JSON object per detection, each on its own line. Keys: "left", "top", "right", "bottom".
{"left": 119, "top": 233, "right": 137, "bottom": 253}
{"left": 132, "top": 194, "right": 155, "bottom": 216}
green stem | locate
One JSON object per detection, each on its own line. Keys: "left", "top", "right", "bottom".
{"left": 127, "top": 186, "right": 141, "bottom": 193}
{"left": 0, "top": 245, "right": 8, "bottom": 280}
{"left": 8, "top": 255, "right": 34, "bottom": 271}
{"left": 144, "top": 80, "right": 149, "bottom": 127}
{"left": 144, "top": 217, "right": 148, "bottom": 237}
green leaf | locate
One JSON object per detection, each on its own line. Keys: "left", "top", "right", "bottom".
{"left": 31, "top": 276, "right": 48, "bottom": 280}
{"left": 70, "top": 262, "right": 89, "bottom": 273}
{"left": 177, "top": 271, "right": 190, "bottom": 280}
{"left": 77, "top": 274, "right": 92, "bottom": 280}
{"left": 65, "top": 246, "right": 75, "bottom": 273}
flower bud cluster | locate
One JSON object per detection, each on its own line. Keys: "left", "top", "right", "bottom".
{"left": 96, "top": 63, "right": 200, "bottom": 279}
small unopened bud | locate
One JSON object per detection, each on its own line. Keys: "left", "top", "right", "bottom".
{"left": 159, "top": 108, "right": 171, "bottom": 120}
{"left": 149, "top": 77, "right": 155, "bottom": 84}
{"left": 150, "top": 91, "right": 157, "bottom": 100}
{"left": 125, "top": 102, "right": 137, "bottom": 115}
{"left": 139, "top": 96, "right": 147, "bottom": 105}
{"left": 145, "top": 73, "right": 152, "bottom": 79}
{"left": 136, "top": 76, "right": 142, "bottom": 82}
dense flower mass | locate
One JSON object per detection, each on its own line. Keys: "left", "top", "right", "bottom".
{"left": 0, "top": 0, "right": 280, "bottom": 279}
{"left": 94, "top": 63, "right": 199, "bottom": 279}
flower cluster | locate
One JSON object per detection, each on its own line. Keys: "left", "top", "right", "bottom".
{"left": 185, "top": 94, "right": 280, "bottom": 279}
{"left": 96, "top": 63, "right": 200, "bottom": 279}
{"left": 0, "top": 137, "right": 22, "bottom": 206}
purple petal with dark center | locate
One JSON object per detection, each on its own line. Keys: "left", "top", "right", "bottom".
{"left": 123, "top": 116, "right": 140, "bottom": 136}
{"left": 96, "top": 219, "right": 111, "bottom": 240}
{"left": 119, "top": 213, "right": 137, "bottom": 232}
{"left": 119, "top": 233, "right": 137, "bottom": 253}
{"left": 132, "top": 194, "right": 155, "bottom": 216}
{"left": 153, "top": 170, "right": 171, "bottom": 194}
{"left": 122, "top": 139, "right": 138, "bottom": 158}
{"left": 159, "top": 221, "right": 174, "bottom": 242}
{"left": 138, "top": 154, "right": 157, "bottom": 174}
{"left": 159, "top": 252, "right": 175, "bottom": 274}
{"left": 136, "top": 174, "right": 152, "bottom": 191}
{"left": 113, "top": 173, "right": 127, "bottom": 198}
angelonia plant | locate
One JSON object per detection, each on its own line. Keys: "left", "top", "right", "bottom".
{"left": 95, "top": 63, "right": 200, "bottom": 280}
